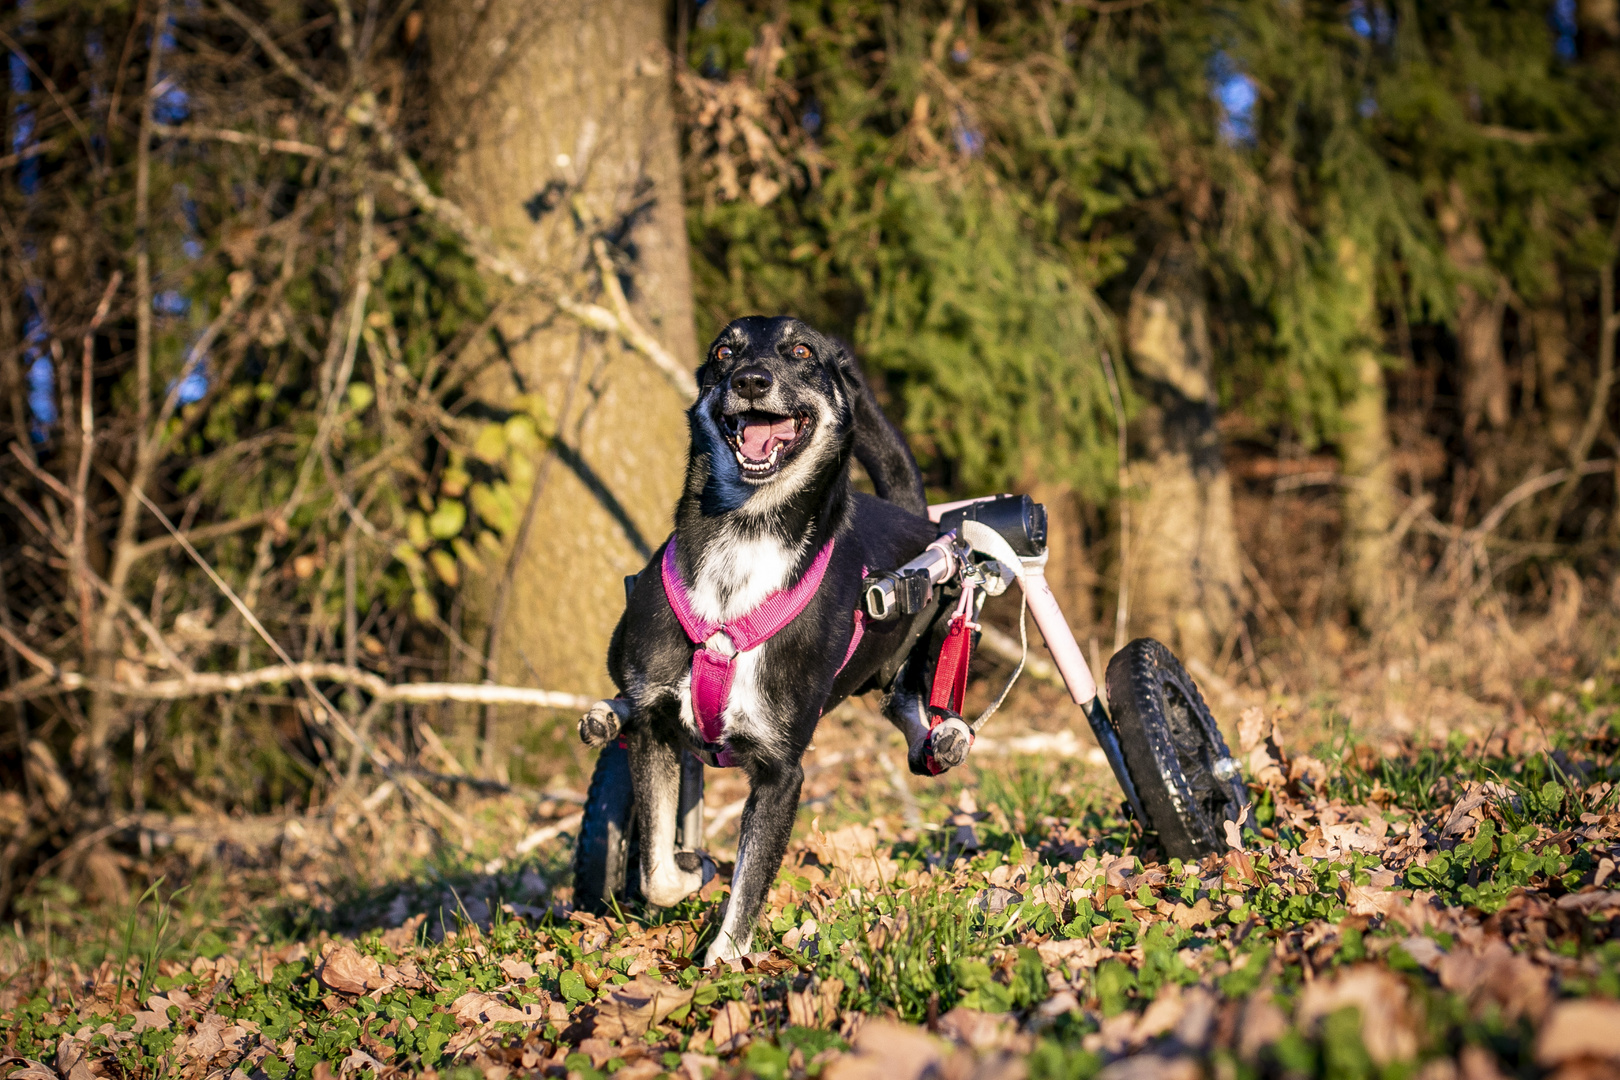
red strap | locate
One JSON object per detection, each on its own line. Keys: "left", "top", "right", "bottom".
{"left": 929, "top": 615, "right": 974, "bottom": 716}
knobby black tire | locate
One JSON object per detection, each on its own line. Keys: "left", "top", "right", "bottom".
{"left": 1105, "top": 638, "right": 1247, "bottom": 861}
{"left": 573, "top": 741, "right": 638, "bottom": 914}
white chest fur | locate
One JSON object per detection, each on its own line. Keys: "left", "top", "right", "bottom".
{"left": 688, "top": 531, "right": 801, "bottom": 623}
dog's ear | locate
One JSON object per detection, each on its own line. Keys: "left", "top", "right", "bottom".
{"left": 824, "top": 335, "right": 862, "bottom": 393}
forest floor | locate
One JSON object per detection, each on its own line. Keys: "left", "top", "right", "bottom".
{"left": 2, "top": 640, "right": 1619, "bottom": 1080}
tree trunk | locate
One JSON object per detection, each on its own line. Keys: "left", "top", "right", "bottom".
{"left": 1531, "top": 271, "right": 1581, "bottom": 453}
{"left": 1335, "top": 236, "right": 1396, "bottom": 628}
{"left": 1121, "top": 242, "right": 1241, "bottom": 665}
{"left": 427, "top": 1, "right": 696, "bottom": 746}
{"left": 1440, "top": 183, "right": 1509, "bottom": 489}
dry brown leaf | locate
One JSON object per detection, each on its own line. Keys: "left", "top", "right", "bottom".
{"left": 822, "top": 1020, "right": 947, "bottom": 1080}
{"left": 498, "top": 957, "right": 535, "bottom": 981}
{"left": 1236, "top": 995, "right": 1289, "bottom": 1062}
{"left": 1555, "top": 890, "right": 1620, "bottom": 914}
{"left": 590, "top": 976, "right": 695, "bottom": 1039}
{"left": 1132, "top": 985, "right": 1187, "bottom": 1043}
{"left": 338, "top": 1050, "right": 383, "bottom": 1077}
{"left": 1296, "top": 965, "right": 1419, "bottom": 1064}
{"left": 450, "top": 992, "right": 534, "bottom": 1027}
{"left": 1437, "top": 941, "right": 1548, "bottom": 1021}
{"left": 1170, "top": 898, "right": 1217, "bottom": 929}
{"left": 1440, "top": 783, "right": 1517, "bottom": 838}
{"left": 709, "top": 999, "right": 753, "bottom": 1054}
{"left": 1096, "top": 1055, "right": 1201, "bottom": 1080}
{"left": 936, "top": 1007, "right": 1021, "bottom": 1051}
{"left": 804, "top": 824, "right": 898, "bottom": 888}
{"left": 1536, "top": 999, "right": 1620, "bottom": 1064}
{"left": 185, "top": 1013, "right": 230, "bottom": 1062}
{"left": 1, "top": 1058, "right": 61, "bottom": 1080}
{"left": 53, "top": 1036, "right": 94, "bottom": 1080}
{"left": 128, "top": 1009, "right": 168, "bottom": 1034}
{"left": 680, "top": 1052, "right": 720, "bottom": 1080}
{"left": 317, "top": 946, "right": 392, "bottom": 995}
{"left": 1346, "top": 884, "right": 1403, "bottom": 919}
{"left": 1399, "top": 936, "right": 1445, "bottom": 970}
{"left": 1037, "top": 937, "right": 1110, "bottom": 972}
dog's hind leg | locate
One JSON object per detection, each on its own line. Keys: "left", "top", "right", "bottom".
{"left": 628, "top": 729, "right": 705, "bottom": 907}
{"left": 881, "top": 659, "right": 972, "bottom": 776}
{"left": 705, "top": 758, "right": 803, "bottom": 966}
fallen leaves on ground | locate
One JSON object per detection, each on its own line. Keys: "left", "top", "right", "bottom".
{"left": 2, "top": 700, "right": 1617, "bottom": 1080}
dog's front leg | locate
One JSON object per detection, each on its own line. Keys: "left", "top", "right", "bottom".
{"left": 882, "top": 658, "right": 972, "bottom": 776}
{"left": 627, "top": 728, "right": 705, "bottom": 907}
{"left": 705, "top": 759, "right": 803, "bottom": 966}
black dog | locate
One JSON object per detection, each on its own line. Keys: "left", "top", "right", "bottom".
{"left": 575, "top": 316, "right": 973, "bottom": 963}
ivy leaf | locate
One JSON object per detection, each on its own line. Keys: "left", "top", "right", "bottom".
{"left": 427, "top": 499, "right": 466, "bottom": 539}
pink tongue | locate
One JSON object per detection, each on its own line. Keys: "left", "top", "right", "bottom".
{"left": 740, "top": 417, "right": 795, "bottom": 459}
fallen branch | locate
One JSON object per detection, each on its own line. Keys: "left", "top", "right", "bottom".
{"left": 0, "top": 648, "right": 592, "bottom": 711}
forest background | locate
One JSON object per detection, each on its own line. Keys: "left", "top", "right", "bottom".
{"left": 1, "top": 0, "right": 1618, "bottom": 923}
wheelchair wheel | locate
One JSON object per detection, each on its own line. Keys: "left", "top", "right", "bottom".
{"left": 1105, "top": 638, "right": 1247, "bottom": 861}
{"left": 572, "top": 743, "right": 705, "bottom": 914}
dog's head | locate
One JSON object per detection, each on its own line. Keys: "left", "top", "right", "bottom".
{"left": 691, "top": 316, "right": 856, "bottom": 506}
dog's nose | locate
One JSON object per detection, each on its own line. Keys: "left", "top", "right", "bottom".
{"left": 730, "top": 366, "right": 773, "bottom": 400}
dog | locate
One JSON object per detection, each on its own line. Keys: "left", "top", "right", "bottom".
{"left": 575, "top": 315, "right": 975, "bottom": 964}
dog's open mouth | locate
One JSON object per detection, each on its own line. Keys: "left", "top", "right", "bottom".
{"left": 722, "top": 409, "right": 811, "bottom": 479}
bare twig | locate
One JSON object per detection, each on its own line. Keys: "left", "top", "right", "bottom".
{"left": 71, "top": 274, "right": 124, "bottom": 659}
{"left": 88, "top": 0, "right": 169, "bottom": 794}
{"left": 0, "top": 137, "right": 65, "bottom": 172}
{"left": 0, "top": 28, "right": 97, "bottom": 160}
{"left": 214, "top": 0, "right": 344, "bottom": 108}
{"left": 589, "top": 238, "right": 698, "bottom": 401}
{"left": 153, "top": 121, "right": 326, "bottom": 158}
{"left": 1473, "top": 459, "right": 1614, "bottom": 540}
{"left": 131, "top": 487, "right": 475, "bottom": 839}
{"left": 124, "top": 510, "right": 275, "bottom": 564}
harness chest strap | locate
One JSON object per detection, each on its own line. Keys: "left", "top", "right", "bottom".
{"left": 660, "top": 535, "right": 865, "bottom": 766}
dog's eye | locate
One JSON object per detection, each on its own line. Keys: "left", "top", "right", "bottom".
{"left": 715, "top": 345, "right": 733, "bottom": 361}
{"left": 791, "top": 344, "right": 811, "bottom": 360}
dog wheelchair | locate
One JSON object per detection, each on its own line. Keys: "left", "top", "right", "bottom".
{"left": 572, "top": 494, "right": 1248, "bottom": 912}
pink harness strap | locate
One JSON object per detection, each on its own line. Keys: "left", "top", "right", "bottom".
{"left": 661, "top": 535, "right": 859, "bottom": 761}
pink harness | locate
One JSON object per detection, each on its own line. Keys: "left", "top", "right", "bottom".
{"left": 660, "top": 535, "right": 864, "bottom": 767}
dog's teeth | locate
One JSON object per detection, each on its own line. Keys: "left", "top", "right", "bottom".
{"left": 768, "top": 447, "right": 779, "bottom": 466}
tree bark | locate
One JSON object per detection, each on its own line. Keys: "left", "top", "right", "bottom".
{"left": 1531, "top": 271, "right": 1581, "bottom": 453}
{"left": 1121, "top": 242, "right": 1241, "bottom": 664}
{"left": 1439, "top": 184, "right": 1510, "bottom": 457}
{"left": 427, "top": 1, "right": 696, "bottom": 732}
{"left": 1335, "top": 235, "right": 1396, "bottom": 628}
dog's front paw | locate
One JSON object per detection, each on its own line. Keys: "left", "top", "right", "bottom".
{"left": 578, "top": 698, "right": 629, "bottom": 747}
{"left": 642, "top": 859, "right": 705, "bottom": 908}
{"left": 910, "top": 710, "right": 973, "bottom": 776}
{"left": 703, "top": 927, "right": 752, "bottom": 969}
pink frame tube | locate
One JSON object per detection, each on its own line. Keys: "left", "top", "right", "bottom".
{"left": 928, "top": 496, "right": 1099, "bottom": 705}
